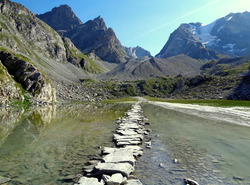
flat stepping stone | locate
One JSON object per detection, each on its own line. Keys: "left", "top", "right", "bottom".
{"left": 75, "top": 177, "right": 104, "bottom": 185}
{"left": 126, "top": 179, "right": 143, "bottom": 185}
{"left": 113, "top": 134, "right": 143, "bottom": 141}
{"left": 103, "top": 147, "right": 143, "bottom": 158}
{"left": 103, "top": 150, "right": 136, "bottom": 166}
{"left": 116, "top": 140, "right": 142, "bottom": 147}
{"left": 116, "top": 130, "right": 138, "bottom": 136}
{"left": 95, "top": 162, "right": 134, "bottom": 177}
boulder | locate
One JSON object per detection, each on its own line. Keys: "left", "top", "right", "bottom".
{"left": 75, "top": 177, "right": 104, "bottom": 185}
{"left": 95, "top": 162, "right": 134, "bottom": 177}
{"left": 106, "top": 173, "right": 127, "bottom": 185}
{"left": 184, "top": 178, "right": 199, "bottom": 185}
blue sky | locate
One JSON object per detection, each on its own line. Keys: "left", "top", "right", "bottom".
{"left": 12, "top": 0, "right": 250, "bottom": 56}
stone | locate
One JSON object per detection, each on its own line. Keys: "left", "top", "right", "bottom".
{"left": 102, "top": 174, "right": 111, "bottom": 182}
{"left": 184, "top": 178, "right": 199, "bottom": 185}
{"left": 0, "top": 176, "right": 11, "bottom": 184}
{"left": 233, "top": 176, "right": 245, "bottom": 181}
{"left": 158, "top": 163, "right": 165, "bottom": 168}
{"left": 95, "top": 162, "right": 134, "bottom": 177}
{"left": 75, "top": 177, "right": 104, "bottom": 185}
{"left": 116, "top": 130, "right": 138, "bottom": 136}
{"left": 106, "top": 173, "right": 126, "bottom": 185}
{"left": 87, "top": 160, "right": 100, "bottom": 165}
{"left": 102, "top": 148, "right": 136, "bottom": 166}
{"left": 102, "top": 147, "right": 116, "bottom": 155}
{"left": 126, "top": 179, "right": 143, "bottom": 185}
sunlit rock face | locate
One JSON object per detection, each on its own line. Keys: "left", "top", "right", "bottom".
{"left": 0, "top": 51, "right": 56, "bottom": 103}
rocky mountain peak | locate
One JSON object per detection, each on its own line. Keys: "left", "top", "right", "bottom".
{"left": 37, "top": 4, "right": 82, "bottom": 33}
{"left": 156, "top": 24, "right": 219, "bottom": 60}
{"left": 84, "top": 16, "right": 108, "bottom": 31}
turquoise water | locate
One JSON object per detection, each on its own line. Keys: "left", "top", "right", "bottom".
{"left": 136, "top": 104, "right": 250, "bottom": 185}
{"left": 0, "top": 103, "right": 130, "bottom": 185}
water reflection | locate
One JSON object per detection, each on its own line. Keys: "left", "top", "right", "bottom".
{"left": 136, "top": 104, "right": 250, "bottom": 185}
{"left": 0, "top": 103, "right": 130, "bottom": 185}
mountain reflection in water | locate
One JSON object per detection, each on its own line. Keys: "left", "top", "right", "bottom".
{"left": 0, "top": 103, "right": 130, "bottom": 184}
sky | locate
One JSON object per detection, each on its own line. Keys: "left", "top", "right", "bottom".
{"left": 11, "top": 0, "right": 250, "bottom": 56}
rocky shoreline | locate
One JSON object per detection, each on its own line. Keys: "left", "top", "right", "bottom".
{"left": 73, "top": 101, "right": 151, "bottom": 185}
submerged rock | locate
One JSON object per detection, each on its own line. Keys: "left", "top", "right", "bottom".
{"left": 184, "top": 178, "right": 199, "bottom": 185}
{"left": 0, "top": 176, "right": 11, "bottom": 184}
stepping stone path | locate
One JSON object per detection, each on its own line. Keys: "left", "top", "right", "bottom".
{"left": 74, "top": 101, "right": 150, "bottom": 185}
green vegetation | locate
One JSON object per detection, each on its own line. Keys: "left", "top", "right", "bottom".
{"left": 64, "top": 42, "right": 103, "bottom": 74}
{"left": 137, "top": 77, "right": 176, "bottom": 96}
{"left": 145, "top": 97, "right": 250, "bottom": 107}
{"left": 101, "top": 97, "right": 138, "bottom": 104}
{"left": 223, "top": 61, "right": 250, "bottom": 75}
{"left": 0, "top": 46, "right": 31, "bottom": 62}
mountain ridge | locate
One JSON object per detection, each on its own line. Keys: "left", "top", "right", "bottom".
{"left": 38, "top": 6, "right": 129, "bottom": 64}
{"left": 157, "top": 11, "right": 250, "bottom": 60}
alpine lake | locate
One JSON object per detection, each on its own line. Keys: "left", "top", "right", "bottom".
{"left": 0, "top": 101, "right": 250, "bottom": 185}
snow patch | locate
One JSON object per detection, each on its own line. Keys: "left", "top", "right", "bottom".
{"left": 196, "top": 20, "right": 218, "bottom": 46}
{"left": 222, "top": 43, "right": 236, "bottom": 52}
{"left": 217, "top": 26, "right": 224, "bottom": 32}
{"left": 240, "top": 48, "right": 247, "bottom": 52}
{"left": 227, "top": 16, "right": 233, "bottom": 21}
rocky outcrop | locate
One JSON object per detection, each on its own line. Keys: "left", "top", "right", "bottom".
{"left": 0, "top": 60, "right": 24, "bottom": 105}
{"left": 0, "top": 51, "right": 56, "bottom": 103}
{"left": 156, "top": 24, "right": 219, "bottom": 60}
{"left": 124, "top": 46, "right": 151, "bottom": 59}
{"left": 37, "top": 5, "right": 82, "bottom": 35}
{"left": 228, "top": 70, "right": 250, "bottom": 100}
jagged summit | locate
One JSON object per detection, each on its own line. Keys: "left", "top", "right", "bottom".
{"left": 38, "top": 5, "right": 128, "bottom": 64}
{"left": 37, "top": 4, "right": 82, "bottom": 33}
{"left": 64, "top": 15, "right": 128, "bottom": 63}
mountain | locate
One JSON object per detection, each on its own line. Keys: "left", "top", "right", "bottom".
{"left": 102, "top": 55, "right": 203, "bottom": 80}
{"left": 157, "top": 11, "right": 250, "bottom": 59}
{"left": 0, "top": 0, "right": 102, "bottom": 104}
{"left": 38, "top": 6, "right": 128, "bottom": 64}
{"left": 156, "top": 23, "right": 220, "bottom": 60}
{"left": 124, "top": 46, "right": 151, "bottom": 58}
{"left": 37, "top": 5, "right": 82, "bottom": 35}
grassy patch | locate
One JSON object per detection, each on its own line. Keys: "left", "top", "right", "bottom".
{"left": 145, "top": 97, "right": 250, "bottom": 107}
{"left": 101, "top": 97, "right": 138, "bottom": 104}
